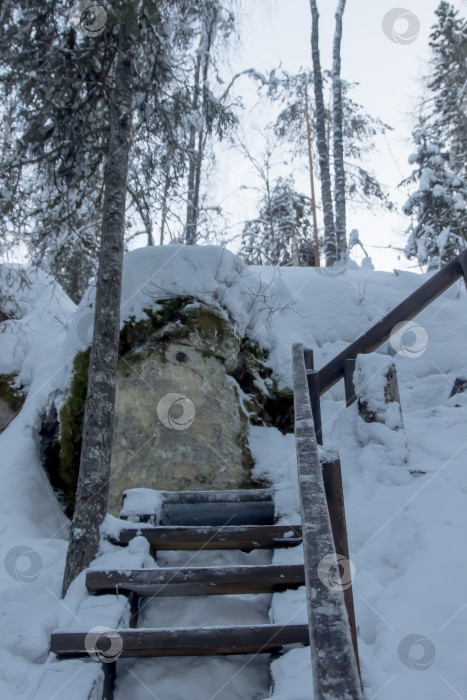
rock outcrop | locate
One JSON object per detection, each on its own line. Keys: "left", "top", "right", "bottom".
{"left": 47, "top": 298, "right": 292, "bottom": 516}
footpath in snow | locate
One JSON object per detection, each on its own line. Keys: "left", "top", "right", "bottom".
{"left": 0, "top": 247, "right": 466, "bottom": 699}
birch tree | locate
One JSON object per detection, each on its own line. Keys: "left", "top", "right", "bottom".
{"left": 309, "top": 0, "right": 336, "bottom": 266}
{"left": 332, "top": 0, "right": 347, "bottom": 258}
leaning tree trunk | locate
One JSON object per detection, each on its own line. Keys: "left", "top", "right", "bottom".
{"left": 62, "top": 14, "right": 134, "bottom": 597}
{"left": 310, "top": 0, "right": 337, "bottom": 267}
{"left": 332, "top": 0, "right": 347, "bottom": 259}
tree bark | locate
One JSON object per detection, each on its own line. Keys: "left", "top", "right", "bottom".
{"left": 62, "top": 10, "right": 135, "bottom": 597}
{"left": 305, "top": 89, "right": 321, "bottom": 266}
{"left": 310, "top": 0, "right": 337, "bottom": 267}
{"left": 185, "top": 14, "right": 216, "bottom": 245}
{"left": 159, "top": 163, "right": 171, "bottom": 245}
{"left": 184, "top": 48, "right": 202, "bottom": 245}
{"left": 332, "top": 0, "right": 347, "bottom": 258}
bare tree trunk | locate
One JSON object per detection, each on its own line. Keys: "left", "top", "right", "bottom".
{"left": 310, "top": 0, "right": 337, "bottom": 267}
{"left": 184, "top": 50, "right": 202, "bottom": 245}
{"left": 305, "top": 89, "right": 321, "bottom": 266}
{"left": 185, "top": 14, "right": 216, "bottom": 245}
{"left": 62, "top": 12, "right": 135, "bottom": 597}
{"left": 159, "top": 164, "right": 170, "bottom": 245}
{"left": 332, "top": 0, "right": 347, "bottom": 259}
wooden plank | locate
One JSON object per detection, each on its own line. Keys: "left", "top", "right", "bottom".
{"left": 293, "top": 343, "right": 363, "bottom": 699}
{"left": 120, "top": 501, "right": 275, "bottom": 527}
{"left": 51, "top": 624, "right": 310, "bottom": 659}
{"left": 322, "top": 459, "right": 360, "bottom": 678}
{"left": 102, "top": 664, "right": 115, "bottom": 700}
{"left": 122, "top": 488, "right": 273, "bottom": 507}
{"left": 318, "top": 253, "right": 465, "bottom": 395}
{"left": 306, "top": 368, "right": 323, "bottom": 445}
{"left": 108, "top": 524, "right": 303, "bottom": 550}
{"left": 343, "top": 358, "right": 357, "bottom": 407}
{"left": 86, "top": 564, "right": 305, "bottom": 597}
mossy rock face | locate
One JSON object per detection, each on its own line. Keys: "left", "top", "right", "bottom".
{"left": 0, "top": 374, "right": 26, "bottom": 433}
{"left": 45, "top": 298, "right": 293, "bottom": 515}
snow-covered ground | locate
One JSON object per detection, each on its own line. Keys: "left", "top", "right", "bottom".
{"left": 1, "top": 247, "right": 466, "bottom": 699}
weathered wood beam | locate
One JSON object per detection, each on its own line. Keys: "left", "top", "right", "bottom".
{"left": 318, "top": 252, "right": 466, "bottom": 395}
{"left": 322, "top": 458, "right": 360, "bottom": 678}
{"left": 51, "top": 624, "right": 310, "bottom": 658}
{"left": 122, "top": 488, "right": 273, "bottom": 506}
{"left": 293, "top": 343, "right": 362, "bottom": 699}
{"left": 107, "top": 524, "right": 303, "bottom": 550}
{"left": 86, "top": 564, "right": 305, "bottom": 597}
{"left": 343, "top": 358, "right": 357, "bottom": 407}
{"left": 120, "top": 501, "right": 275, "bottom": 527}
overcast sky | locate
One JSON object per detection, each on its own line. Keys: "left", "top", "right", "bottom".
{"left": 219, "top": 0, "right": 467, "bottom": 272}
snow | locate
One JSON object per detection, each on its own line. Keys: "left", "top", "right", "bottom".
{"left": 1, "top": 246, "right": 467, "bottom": 699}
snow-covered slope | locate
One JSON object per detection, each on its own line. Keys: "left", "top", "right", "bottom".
{"left": 1, "top": 248, "right": 466, "bottom": 700}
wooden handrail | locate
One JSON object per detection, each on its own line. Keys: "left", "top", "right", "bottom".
{"left": 318, "top": 250, "right": 467, "bottom": 396}
{"left": 292, "top": 343, "right": 363, "bottom": 700}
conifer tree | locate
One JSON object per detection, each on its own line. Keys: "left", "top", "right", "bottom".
{"left": 403, "top": 2, "right": 467, "bottom": 268}
{"left": 241, "top": 177, "right": 314, "bottom": 266}
{"left": 403, "top": 125, "right": 467, "bottom": 270}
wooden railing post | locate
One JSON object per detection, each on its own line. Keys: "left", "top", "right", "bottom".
{"left": 304, "top": 348, "right": 314, "bottom": 370}
{"left": 322, "top": 458, "right": 360, "bottom": 678}
{"left": 343, "top": 358, "right": 357, "bottom": 407}
{"left": 304, "top": 346, "right": 323, "bottom": 445}
{"left": 292, "top": 343, "right": 363, "bottom": 700}
{"left": 459, "top": 249, "right": 467, "bottom": 291}
{"left": 306, "top": 369, "right": 323, "bottom": 445}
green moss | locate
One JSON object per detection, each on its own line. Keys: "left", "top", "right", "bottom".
{"left": 42, "top": 297, "right": 292, "bottom": 512}
{"left": 232, "top": 339, "right": 294, "bottom": 434}
{"left": 119, "top": 297, "right": 195, "bottom": 355}
{"left": 55, "top": 349, "right": 90, "bottom": 514}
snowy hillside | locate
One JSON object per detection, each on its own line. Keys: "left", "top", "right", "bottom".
{"left": 1, "top": 247, "right": 466, "bottom": 700}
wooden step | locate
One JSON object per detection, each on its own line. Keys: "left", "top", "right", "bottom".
{"left": 108, "top": 524, "right": 303, "bottom": 550}
{"left": 51, "top": 624, "right": 310, "bottom": 658}
{"left": 121, "top": 489, "right": 275, "bottom": 526}
{"left": 86, "top": 564, "right": 305, "bottom": 597}
{"left": 121, "top": 501, "right": 275, "bottom": 527}
{"left": 122, "top": 488, "right": 273, "bottom": 506}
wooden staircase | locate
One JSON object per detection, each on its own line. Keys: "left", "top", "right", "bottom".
{"left": 51, "top": 488, "right": 309, "bottom": 697}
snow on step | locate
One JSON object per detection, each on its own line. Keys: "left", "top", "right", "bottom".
{"left": 86, "top": 564, "right": 305, "bottom": 596}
